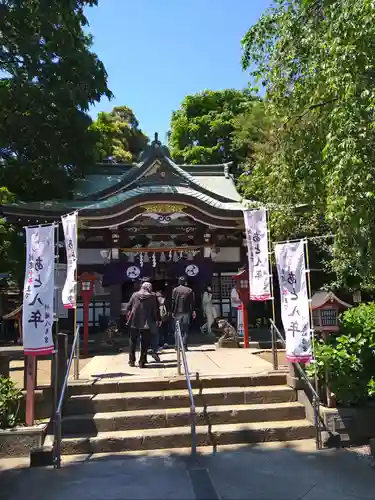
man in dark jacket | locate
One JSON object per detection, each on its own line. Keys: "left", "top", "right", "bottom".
{"left": 126, "top": 281, "right": 159, "bottom": 368}
{"left": 171, "top": 276, "right": 196, "bottom": 350}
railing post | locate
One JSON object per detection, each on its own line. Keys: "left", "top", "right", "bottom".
{"left": 176, "top": 322, "right": 182, "bottom": 376}
{"left": 312, "top": 395, "right": 321, "bottom": 450}
{"left": 51, "top": 349, "right": 58, "bottom": 418}
{"left": 74, "top": 328, "right": 80, "bottom": 380}
{"left": 190, "top": 408, "right": 197, "bottom": 457}
{"left": 54, "top": 411, "right": 62, "bottom": 469}
{"left": 57, "top": 333, "right": 68, "bottom": 408}
{"left": 271, "top": 324, "right": 278, "bottom": 370}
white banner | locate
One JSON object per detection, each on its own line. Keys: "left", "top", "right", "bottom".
{"left": 22, "top": 225, "right": 55, "bottom": 355}
{"left": 244, "top": 208, "right": 272, "bottom": 301}
{"left": 62, "top": 212, "right": 78, "bottom": 309}
{"left": 275, "top": 240, "right": 312, "bottom": 363}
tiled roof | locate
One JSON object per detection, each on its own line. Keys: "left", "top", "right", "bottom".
{"left": 190, "top": 175, "right": 241, "bottom": 201}
{"left": 84, "top": 185, "right": 245, "bottom": 212}
{"left": 74, "top": 174, "right": 125, "bottom": 199}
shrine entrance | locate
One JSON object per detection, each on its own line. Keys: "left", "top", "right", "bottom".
{"left": 2, "top": 135, "right": 248, "bottom": 335}
{"left": 118, "top": 247, "right": 209, "bottom": 320}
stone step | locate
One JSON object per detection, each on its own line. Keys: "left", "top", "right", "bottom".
{"left": 65, "top": 385, "right": 296, "bottom": 415}
{"left": 60, "top": 419, "right": 315, "bottom": 455}
{"left": 68, "top": 373, "right": 287, "bottom": 396}
{"left": 62, "top": 401, "right": 306, "bottom": 435}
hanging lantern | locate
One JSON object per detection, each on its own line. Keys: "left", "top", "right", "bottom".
{"left": 173, "top": 251, "right": 178, "bottom": 262}
{"left": 129, "top": 252, "right": 135, "bottom": 263}
{"left": 143, "top": 252, "right": 150, "bottom": 263}
{"left": 160, "top": 251, "right": 166, "bottom": 263}
{"left": 187, "top": 251, "right": 193, "bottom": 261}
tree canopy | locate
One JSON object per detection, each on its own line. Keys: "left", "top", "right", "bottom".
{"left": 168, "top": 89, "right": 263, "bottom": 168}
{"left": 241, "top": 0, "right": 375, "bottom": 289}
{"left": 0, "top": 0, "right": 112, "bottom": 201}
{"left": 91, "top": 106, "right": 149, "bottom": 163}
{"left": 0, "top": 0, "right": 112, "bottom": 282}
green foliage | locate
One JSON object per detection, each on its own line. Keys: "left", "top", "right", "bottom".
{"left": 0, "top": 376, "right": 22, "bottom": 429}
{"left": 0, "top": 0, "right": 112, "bottom": 279}
{"left": 0, "top": 0, "right": 112, "bottom": 201}
{"left": 169, "top": 89, "right": 263, "bottom": 169}
{"left": 307, "top": 303, "right": 375, "bottom": 405}
{"left": 0, "top": 188, "right": 24, "bottom": 283}
{"left": 91, "top": 106, "right": 149, "bottom": 163}
{"left": 241, "top": 0, "right": 375, "bottom": 289}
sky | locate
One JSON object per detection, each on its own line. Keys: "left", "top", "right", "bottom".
{"left": 85, "top": 0, "right": 271, "bottom": 141}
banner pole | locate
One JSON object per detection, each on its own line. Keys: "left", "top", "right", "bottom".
{"left": 303, "top": 239, "right": 319, "bottom": 390}
{"left": 266, "top": 209, "right": 276, "bottom": 324}
{"left": 267, "top": 209, "right": 277, "bottom": 369}
{"left": 74, "top": 217, "right": 78, "bottom": 368}
{"left": 304, "top": 238, "right": 322, "bottom": 448}
{"left": 52, "top": 223, "right": 59, "bottom": 420}
{"left": 55, "top": 224, "right": 59, "bottom": 335}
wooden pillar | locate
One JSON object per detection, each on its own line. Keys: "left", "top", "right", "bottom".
{"left": 83, "top": 303, "right": 89, "bottom": 356}
{"left": 25, "top": 355, "right": 36, "bottom": 426}
{"left": 242, "top": 302, "right": 249, "bottom": 348}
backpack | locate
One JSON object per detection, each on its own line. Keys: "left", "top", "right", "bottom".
{"left": 159, "top": 303, "right": 168, "bottom": 322}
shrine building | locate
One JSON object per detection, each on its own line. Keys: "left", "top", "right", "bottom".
{"left": 1, "top": 135, "right": 249, "bottom": 331}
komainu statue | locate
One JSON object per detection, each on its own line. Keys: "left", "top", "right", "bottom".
{"left": 216, "top": 319, "right": 241, "bottom": 349}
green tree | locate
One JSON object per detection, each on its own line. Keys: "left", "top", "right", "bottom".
{"left": 169, "top": 89, "right": 261, "bottom": 168}
{"left": 0, "top": 188, "right": 24, "bottom": 283}
{"left": 0, "top": 0, "right": 112, "bottom": 202}
{"left": 241, "top": 0, "right": 375, "bottom": 289}
{"left": 91, "top": 106, "right": 149, "bottom": 163}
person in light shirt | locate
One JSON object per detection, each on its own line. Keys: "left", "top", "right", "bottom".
{"left": 230, "top": 284, "right": 241, "bottom": 326}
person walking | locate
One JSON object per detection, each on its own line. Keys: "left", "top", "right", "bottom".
{"left": 126, "top": 281, "right": 159, "bottom": 368}
{"left": 200, "top": 284, "right": 217, "bottom": 336}
{"left": 230, "top": 283, "right": 241, "bottom": 327}
{"left": 156, "top": 290, "right": 170, "bottom": 349}
{"left": 171, "top": 276, "right": 195, "bottom": 350}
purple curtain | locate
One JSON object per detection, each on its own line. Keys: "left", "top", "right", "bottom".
{"left": 102, "top": 256, "right": 213, "bottom": 288}
{"left": 102, "top": 262, "right": 153, "bottom": 286}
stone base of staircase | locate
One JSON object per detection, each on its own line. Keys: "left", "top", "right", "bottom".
{"left": 56, "top": 373, "right": 315, "bottom": 455}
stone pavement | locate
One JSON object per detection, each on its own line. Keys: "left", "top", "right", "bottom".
{"left": 2, "top": 441, "right": 375, "bottom": 499}
{"left": 9, "top": 357, "right": 93, "bottom": 389}
{"left": 78, "top": 344, "right": 274, "bottom": 380}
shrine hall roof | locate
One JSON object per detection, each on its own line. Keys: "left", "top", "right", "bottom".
{"left": 1, "top": 135, "right": 246, "bottom": 221}
{"left": 73, "top": 166, "right": 241, "bottom": 203}
{"left": 4, "top": 186, "right": 243, "bottom": 214}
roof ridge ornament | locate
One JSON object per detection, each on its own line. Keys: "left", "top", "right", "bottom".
{"left": 151, "top": 132, "right": 161, "bottom": 148}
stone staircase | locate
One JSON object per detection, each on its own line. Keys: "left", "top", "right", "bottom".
{"left": 60, "top": 373, "right": 315, "bottom": 455}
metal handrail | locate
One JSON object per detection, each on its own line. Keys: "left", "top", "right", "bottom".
{"left": 175, "top": 320, "right": 197, "bottom": 457}
{"left": 53, "top": 325, "right": 80, "bottom": 468}
{"left": 270, "top": 319, "right": 322, "bottom": 450}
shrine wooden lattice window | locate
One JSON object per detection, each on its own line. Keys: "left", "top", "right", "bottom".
{"left": 211, "top": 273, "right": 236, "bottom": 317}
{"left": 211, "top": 275, "right": 221, "bottom": 300}
{"left": 320, "top": 308, "right": 338, "bottom": 327}
{"left": 77, "top": 300, "right": 110, "bottom": 329}
{"left": 220, "top": 274, "right": 236, "bottom": 299}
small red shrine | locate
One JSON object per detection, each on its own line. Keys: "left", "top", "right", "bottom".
{"left": 311, "top": 291, "right": 352, "bottom": 334}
